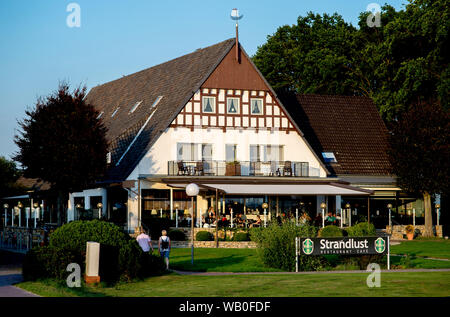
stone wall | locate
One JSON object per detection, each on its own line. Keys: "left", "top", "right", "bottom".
{"left": 387, "top": 225, "right": 443, "bottom": 240}
{"left": 150, "top": 241, "right": 257, "bottom": 249}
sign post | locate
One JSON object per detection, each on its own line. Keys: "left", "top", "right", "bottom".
{"left": 387, "top": 235, "right": 390, "bottom": 270}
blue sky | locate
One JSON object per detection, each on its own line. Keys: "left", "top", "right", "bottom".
{"left": 0, "top": 0, "right": 407, "bottom": 159}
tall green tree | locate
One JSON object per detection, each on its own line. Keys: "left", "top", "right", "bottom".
{"left": 253, "top": 12, "right": 359, "bottom": 95}
{"left": 388, "top": 100, "right": 449, "bottom": 236}
{"left": 253, "top": 0, "right": 449, "bottom": 121}
{"left": 14, "top": 83, "right": 108, "bottom": 225}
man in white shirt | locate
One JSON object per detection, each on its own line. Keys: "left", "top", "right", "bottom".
{"left": 136, "top": 228, "right": 154, "bottom": 253}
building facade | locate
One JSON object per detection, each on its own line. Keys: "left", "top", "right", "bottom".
{"left": 65, "top": 38, "right": 431, "bottom": 233}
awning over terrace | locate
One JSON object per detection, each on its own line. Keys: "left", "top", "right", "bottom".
{"left": 166, "top": 182, "right": 373, "bottom": 196}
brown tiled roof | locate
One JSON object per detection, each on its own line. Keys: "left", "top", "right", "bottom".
{"left": 280, "top": 93, "right": 392, "bottom": 176}
{"left": 85, "top": 39, "right": 236, "bottom": 181}
{"left": 16, "top": 176, "right": 51, "bottom": 191}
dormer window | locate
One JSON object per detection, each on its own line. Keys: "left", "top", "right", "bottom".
{"left": 111, "top": 107, "right": 120, "bottom": 118}
{"left": 322, "top": 152, "right": 337, "bottom": 163}
{"left": 150, "top": 96, "right": 163, "bottom": 110}
{"left": 129, "top": 101, "right": 143, "bottom": 114}
{"left": 96, "top": 111, "right": 104, "bottom": 119}
{"left": 202, "top": 96, "right": 215, "bottom": 113}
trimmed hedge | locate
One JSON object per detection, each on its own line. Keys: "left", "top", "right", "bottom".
{"left": 168, "top": 229, "right": 186, "bottom": 241}
{"left": 233, "top": 232, "right": 250, "bottom": 241}
{"left": 196, "top": 231, "right": 214, "bottom": 241}
{"left": 318, "top": 225, "right": 343, "bottom": 237}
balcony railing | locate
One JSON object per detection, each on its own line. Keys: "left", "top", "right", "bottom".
{"left": 168, "top": 160, "right": 320, "bottom": 177}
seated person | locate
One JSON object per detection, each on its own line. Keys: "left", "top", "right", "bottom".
{"left": 250, "top": 215, "right": 262, "bottom": 228}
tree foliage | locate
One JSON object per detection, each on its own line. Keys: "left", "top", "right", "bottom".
{"left": 388, "top": 100, "right": 449, "bottom": 196}
{"left": 253, "top": 0, "right": 449, "bottom": 121}
{"left": 388, "top": 99, "right": 449, "bottom": 236}
{"left": 0, "top": 156, "right": 22, "bottom": 198}
{"left": 14, "top": 83, "right": 108, "bottom": 223}
{"left": 14, "top": 83, "right": 108, "bottom": 193}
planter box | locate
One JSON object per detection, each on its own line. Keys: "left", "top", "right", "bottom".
{"left": 225, "top": 163, "right": 241, "bottom": 176}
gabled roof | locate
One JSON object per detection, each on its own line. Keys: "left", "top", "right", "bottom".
{"left": 86, "top": 38, "right": 330, "bottom": 182}
{"left": 85, "top": 39, "right": 236, "bottom": 181}
{"left": 281, "top": 93, "right": 392, "bottom": 176}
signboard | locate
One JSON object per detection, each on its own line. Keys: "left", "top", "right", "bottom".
{"left": 299, "top": 237, "right": 387, "bottom": 256}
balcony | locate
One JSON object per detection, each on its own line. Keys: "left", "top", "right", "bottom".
{"left": 168, "top": 160, "right": 320, "bottom": 177}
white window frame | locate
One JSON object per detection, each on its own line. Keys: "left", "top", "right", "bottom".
{"left": 129, "top": 101, "right": 143, "bottom": 114}
{"left": 226, "top": 97, "right": 240, "bottom": 114}
{"left": 202, "top": 96, "right": 216, "bottom": 113}
{"left": 250, "top": 98, "right": 264, "bottom": 115}
{"left": 111, "top": 107, "right": 120, "bottom": 118}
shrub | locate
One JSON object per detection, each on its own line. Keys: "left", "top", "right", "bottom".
{"left": 233, "top": 232, "right": 250, "bottom": 241}
{"left": 341, "top": 222, "right": 381, "bottom": 269}
{"left": 346, "top": 222, "right": 376, "bottom": 237}
{"left": 250, "top": 222, "right": 326, "bottom": 271}
{"left": 24, "top": 220, "right": 164, "bottom": 284}
{"left": 196, "top": 231, "right": 214, "bottom": 241}
{"left": 49, "top": 219, "right": 129, "bottom": 252}
{"left": 22, "top": 245, "right": 83, "bottom": 281}
{"left": 405, "top": 225, "right": 414, "bottom": 234}
{"left": 168, "top": 229, "right": 186, "bottom": 241}
{"left": 318, "top": 225, "right": 343, "bottom": 237}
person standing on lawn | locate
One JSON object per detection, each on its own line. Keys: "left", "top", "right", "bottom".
{"left": 136, "top": 228, "right": 154, "bottom": 253}
{"left": 159, "top": 230, "right": 171, "bottom": 270}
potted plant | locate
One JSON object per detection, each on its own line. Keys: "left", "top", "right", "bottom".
{"left": 225, "top": 161, "right": 241, "bottom": 176}
{"left": 405, "top": 225, "right": 414, "bottom": 240}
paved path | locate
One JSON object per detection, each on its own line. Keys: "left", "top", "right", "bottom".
{"left": 173, "top": 268, "right": 450, "bottom": 276}
{"left": 0, "top": 268, "right": 39, "bottom": 297}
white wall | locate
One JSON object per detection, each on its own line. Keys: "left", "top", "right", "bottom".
{"left": 127, "top": 126, "right": 327, "bottom": 179}
{"left": 67, "top": 188, "right": 107, "bottom": 222}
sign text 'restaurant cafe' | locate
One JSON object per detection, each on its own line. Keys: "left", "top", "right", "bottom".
{"left": 300, "top": 237, "right": 387, "bottom": 256}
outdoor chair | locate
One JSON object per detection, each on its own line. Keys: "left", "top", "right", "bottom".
{"left": 277, "top": 161, "right": 292, "bottom": 176}
{"left": 250, "top": 161, "right": 262, "bottom": 176}
{"left": 177, "top": 161, "right": 189, "bottom": 176}
{"left": 194, "top": 161, "right": 204, "bottom": 176}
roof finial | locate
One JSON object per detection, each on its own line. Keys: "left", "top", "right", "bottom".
{"left": 230, "top": 8, "right": 243, "bottom": 63}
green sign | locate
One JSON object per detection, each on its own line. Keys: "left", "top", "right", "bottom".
{"left": 299, "top": 237, "right": 387, "bottom": 255}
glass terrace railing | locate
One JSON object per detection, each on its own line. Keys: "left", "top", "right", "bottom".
{"left": 168, "top": 160, "right": 320, "bottom": 177}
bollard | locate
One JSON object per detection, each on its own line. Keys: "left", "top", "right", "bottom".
{"left": 85, "top": 241, "right": 101, "bottom": 284}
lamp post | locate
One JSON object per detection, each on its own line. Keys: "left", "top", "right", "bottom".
{"left": 262, "top": 203, "right": 268, "bottom": 227}
{"left": 33, "top": 202, "right": 39, "bottom": 228}
{"left": 18, "top": 201, "right": 23, "bottom": 227}
{"left": 413, "top": 208, "right": 416, "bottom": 226}
{"left": 387, "top": 203, "right": 393, "bottom": 229}
{"left": 76, "top": 204, "right": 82, "bottom": 221}
{"left": 175, "top": 203, "right": 179, "bottom": 228}
{"left": 97, "top": 203, "right": 103, "bottom": 219}
{"left": 345, "top": 203, "right": 351, "bottom": 227}
{"left": 3, "top": 203, "right": 8, "bottom": 228}
{"left": 436, "top": 204, "right": 440, "bottom": 226}
{"left": 186, "top": 183, "right": 199, "bottom": 265}
{"left": 320, "top": 202, "right": 326, "bottom": 228}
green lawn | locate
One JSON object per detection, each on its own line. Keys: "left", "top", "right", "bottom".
{"left": 169, "top": 246, "right": 450, "bottom": 271}
{"left": 168, "top": 248, "right": 282, "bottom": 272}
{"left": 17, "top": 271, "right": 450, "bottom": 297}
{"left": 390, "top": 240, "right": 450, "bottom": 260}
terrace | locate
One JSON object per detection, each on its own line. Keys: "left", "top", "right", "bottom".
{"left": 167, "top": 160, "right": 320, "bottom": 177}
